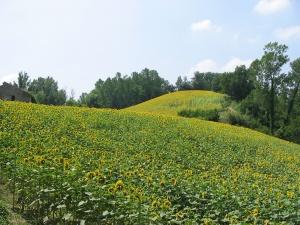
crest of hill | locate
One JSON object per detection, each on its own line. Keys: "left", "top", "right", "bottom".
{"left": 124, "top": 90, "right": 224, "bottom": 116}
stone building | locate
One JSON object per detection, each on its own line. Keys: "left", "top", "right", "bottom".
{"left": 0, "top": 82, "right": 35, "bottom": 102}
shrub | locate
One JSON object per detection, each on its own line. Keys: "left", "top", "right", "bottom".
{"left": 278, "top": 119, "right": 300, "bottom": 144}
{"left": 223, "top": 110, "right": 264, "bottom": 130}
{"left": 226, "top": 111, "right": 247, "bottom": 126}
{"left": 178, "top": 109, "right": 219, "bottom": 121}
{"left": 220, "top": 96, "right": 232, "bottom": 108}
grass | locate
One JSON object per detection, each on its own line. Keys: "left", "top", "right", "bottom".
{"left": 0, "top": 100, "right": 299, "bottom": 224}
{"left": 124, "top": 90, "right": 224, "bottom": 116}
{"left": 0, "top": 185, "right": 28, "bottom": 225}
{"left": 0, "top": 200, "right": 8, "bottom": 225}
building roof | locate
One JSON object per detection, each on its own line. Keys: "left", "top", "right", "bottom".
{"left": 0, "top": 82, "right": 35, "bottom": 102}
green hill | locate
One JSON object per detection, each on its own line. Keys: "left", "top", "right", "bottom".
{"left": 125, "top": 90, "right": 224, "bottom": 116}
{"left": 0, "top": 100, "right": 299, "bottom": 224}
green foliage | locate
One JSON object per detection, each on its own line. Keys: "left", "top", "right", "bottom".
{"left": 220, "top": 66, "right": 254, "bottom": 101}
{"left": 16, "top": 71, "right": 30, "bottom": 90}
{"left": 192, "top": 72, "right": 220, "bottom": 91}
{"left": 0, "top": 101, "right": 300, "bottom": 224}
{"left": 223, "top": 110, "right": 246, "bottom": 126}
{"left": 252, "top": 42, "right": 289, "bottom": 133}
{"left": 65, "top": 90, "right": 79, "bottom": 106}
{"left": 222, "top": 110, "right": 263, "bottom": 130}
{"left": 7, "top": 42, "right": 300, "bottom": 144}
{"left": 284, "top": 58, "right": 300, "bottom": 126}
{"left": 28, "top": 76, "right": 67, "bottom": 105}
{"left": 175, "top": 68, "right": 253, "bottom": 102}
{"left": 240, "top": 89, "right": 269, "bottom": 127}
{"left": 175, "top": 76, "right": 192, "bottom": 90}
{"left": 178, "top": 108, "right": 220, "bottom": 121}
{"left": 65, "top": 98, "right": 78, "bottom": 106}
{"left": 78, "top": 93, "right": 88, "bottom": 106}
{"left": 86, "top": 68, "right": 174, "bottom": 108}
{"left": 171, "top": 42, "right": 300, "bottom": 142}
{"left": 0, "top": 202, "right": 8, "bottom": 225}
{"left": 280, "top": 118, "right": 300, "bottom": 143}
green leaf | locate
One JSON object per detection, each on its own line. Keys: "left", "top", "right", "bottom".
{"left": 102, "top": 210, "right": 109, "bottom": 216}
{"left": 78, "top": 201, "right": 86, "bottom": 207}
{"left": 63, "top": 213, "right": 72, "bottom": 221}
{"left": 57, "top": 204, "right": 66, "bottom": 209}
{"left": 43, "top": 216, "right": 49, "bottom": 223}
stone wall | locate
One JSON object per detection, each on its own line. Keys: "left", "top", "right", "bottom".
{"left": 0, "top": 83, "right": 32, "bottom": 102}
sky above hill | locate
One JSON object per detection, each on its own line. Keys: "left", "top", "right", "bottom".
{"left": 0, "top": 0, "right": 299, "bottom": 97}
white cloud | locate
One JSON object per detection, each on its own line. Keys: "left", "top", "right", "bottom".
{"left": 190, "top": 59, "right": 218, "bottom": 74}
{"left": 275, "top": 26, "right": 300, "bottom": 40}
{"left": 190, "top": 58, "right": 252, "bottom": 74}
{"left": 254, "top": 0, "right": 291, "bottom": 15}
{"left": 190, "top": 19, "right": 222, "bottom": 32}
{"left": 221, "top": 58, "right": 253, "bottom": 72}
{"left": 0, "top": 73, "right": 18, "bottom": 85}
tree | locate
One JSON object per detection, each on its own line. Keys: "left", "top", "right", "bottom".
{"left": 192, "top": 72, "right": 216, "bottom": 90}
{"left": 253, "top": 42, "right": 289, "bottom": 134}
{"left": 16, "top": 71, "right": 30, "bottom": 90}
{"left": 176, "top": 76, "right": 192, "bottom": 90}
{"left": 28, "top": 76, "right": 67, "bottom": 105}
{"left": 85, "top": 68, "right": 172, "bottom": 109}
{"left": 66, "top": 89, "right": 78, "bottom": 106}
{"left": 220, "top": 65, "right": 254, "bottom": 101}
{"left": 284, "top": 58, "right": 300, "bottom": 125}
{"left": 78, "top": 93, "right": 88, "bottom": 106}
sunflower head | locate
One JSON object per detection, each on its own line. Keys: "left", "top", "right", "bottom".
{"left": 115, "top": 180, "right": 124, "bottom": 191}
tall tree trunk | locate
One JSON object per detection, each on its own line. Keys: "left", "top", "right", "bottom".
{"left": 270, "top": 79, "right": 275, "bottom": 134}
{"left": 284, "top": 82, "right": 300, "bottom": 125}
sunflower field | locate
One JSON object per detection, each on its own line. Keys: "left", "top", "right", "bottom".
{"left": 0, "top": 100, "right": 300, "bottom": 224}
{"left": 125, "top": 90, "right": 224, "bottom": 116}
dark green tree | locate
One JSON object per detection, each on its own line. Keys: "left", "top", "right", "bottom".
{"left": 253, "top": 42, "right": 289, "bottom": 134}
{"left": 28, "top": 77, "right": 67, "bottom": 105}
{"left": 192, "top": 72, "right": 218, "bottom": 90}
{"left": 220, "top": 65, "right": 254, "bottom": 101}
{"left": 284, "top": 58, "right": 300, "bottom": 125}
{"left": 85, "top": 69, "right": 172, "bottom": 108}
{"left": 176, "top": 76, "right": 192, "bottom": 90}
{"left": 16, "top": 71, "right": 31, "bottom": 90}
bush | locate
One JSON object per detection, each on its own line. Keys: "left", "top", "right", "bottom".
{"left": 226, "top": 111, "right": 247, "bottom": 126}
{"left": 178, "top": 109, "right": 219, "bottom": 121}
{"left": 222, "top": 110, "right": 264, "bottom": 130}
{"left": 278, "top": 119, "right": 300, "bottom": 144}
{"left": 220, "top": 96, "right": 232, "bottom": 108}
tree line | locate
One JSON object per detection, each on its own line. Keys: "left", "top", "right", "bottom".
{"left": 176, "top": 42, "right": 300, "bottom": 143}
{"left": 5, "top": 42, "right": 300, "bottom": 143}
{"left": 12, "top": 68, "right": 174, "bottom": 108}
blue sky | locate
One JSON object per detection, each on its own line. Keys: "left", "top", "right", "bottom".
{"left": 0, "top": 0, "right": 299, "bottom": 97}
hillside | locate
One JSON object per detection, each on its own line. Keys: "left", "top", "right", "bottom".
{"left": 0, "top": 101, "right": 300, "bottom": 224}
{"left": 125, "top": 90, "right": 224, "bottom": 116}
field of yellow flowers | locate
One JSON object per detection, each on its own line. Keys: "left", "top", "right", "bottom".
{"left": 125, "top": 90, "right": 224, "bottom": 116}
{"left": 0, "top": 99, "right": 300, "bottom": 224}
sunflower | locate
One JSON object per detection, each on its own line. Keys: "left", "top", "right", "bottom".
{"left": 115, "top": 180, "right": 124, "bottom": 191}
